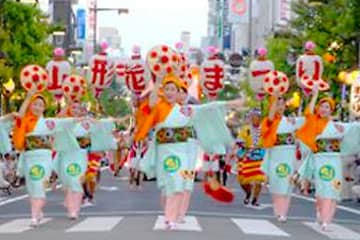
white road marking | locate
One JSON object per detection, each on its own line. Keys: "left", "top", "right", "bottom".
{"left": 0, "top": 218, "right": 51, "bottom": 233}
{"left": 98, "top": 186, "right": 118, "bottom": 191}
{"left": 232, "top": 218, "right": 290, "bottom": 237}
{"left": 0, "top": 167, "right": 109, "bottom": 207}
{"left": 154, "top": 216, "right": 202, "bottom": 232}
{"left": 66, "top": 217, "right": 123, "bottom": 232}
{"left": 293, "top": 194, "right": 360, "bottom": 216}
{"left": 304, "top": 221, "right": 360, "bottom": 240}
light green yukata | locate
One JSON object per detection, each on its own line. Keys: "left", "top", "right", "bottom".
{"left": 262, "top": 117, "right": 297, "bottom": 195}
{"left": 298, "top": 121, "right": 353, "bottom": 201}
{"left": 54, "top": 119, "right": 117, "bottom": 193}
{"left": 17, "top": 118, "right": 78, "bottom": 198}
{"left": 140, "top": 102, "right": 233, "bottom": 196}
{"left": 0, "top": 117, "right": 13, "bottom": 154}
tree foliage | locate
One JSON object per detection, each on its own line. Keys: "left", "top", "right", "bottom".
{"left": 266, "top": 0, "right": 360, "bottom": 107}
{"left": 0, "top": 0, "right": 53, "bottom": 88}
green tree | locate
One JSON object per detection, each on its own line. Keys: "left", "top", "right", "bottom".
{"left": 266, "top": 0, "right": 360, "bottom": 113}
{"left": 0, "top": 1, "right": 53, "bottom": 99}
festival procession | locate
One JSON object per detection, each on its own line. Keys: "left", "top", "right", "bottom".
{"left": 0, "top": 0, "right": 360, "bottom": 239}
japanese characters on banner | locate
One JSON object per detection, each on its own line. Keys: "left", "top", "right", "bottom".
{"left": 46, "top": 49, "right": 71, "bottom": 101}
{"left": 296, "top": 41, "right": 329, "bottom": 93}
{"left": 350, "top": 74, "right": 360, "bottom": 117}
{"left": 249, "top": 48, "right": 274, "bottom": 99}
{"left": 200, "top": 58, "right": 225, "bottom": 99}
{"left": 124, "top": 46, "right": 149, "bottom": 96}
{"left": 89, "top": 52, "right": 116, "bottom": 97}
{"left": 62, "top": 75, "right": 87, "bottom": 102}
{"left": 146, "top": 45, "right": 180, "bottom": 81}
{"left": 115, "top": 59, "right": 127, "bottom": 84}
{"left": 263, "top": 71, "right": 289, "bottom": 95}
{"left": 20, "top": 65, "right": 49, "bottom": 92}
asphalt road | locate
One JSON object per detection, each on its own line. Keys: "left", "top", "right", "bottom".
{"left": 0, "top": 169, "right": 359, "bottom": 240}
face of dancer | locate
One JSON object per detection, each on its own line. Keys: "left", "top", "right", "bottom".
{"left": 70, "top": 102, "right": 84, "bottom": 117}
{"left": 163, "top": 82, "right": 179, "bottom": 104}
{"left": 29, "top": 97, "right": 46, "bottom": 117}
{"left": 276, "top": 97, "right": 286, "bottom": 116}
{"left": 251, "top": 114, "right": 261, "bottom": 126}
{"left": 178, "top": 88, "right": 188, "bottom": 105}
{"left": 318, "top": 101, "right": 332, "bottom": 118}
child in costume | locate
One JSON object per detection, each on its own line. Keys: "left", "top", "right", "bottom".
{"left": 13, "top": 92, "right": 79, "bottom": 227}
{"left": 82, "top": 118, "right": 120, "bottom": 205}
{"left": 135, "top": 74, "right": 244, "bottom": 230}
{"left": 261, "top": 95, "right": 297, "bottom": 222}
{"left": 237, "top": 108, "right": 266, "bottom": 207}
{"left": 296, "top": 86, "right": 351, "bottom": 231}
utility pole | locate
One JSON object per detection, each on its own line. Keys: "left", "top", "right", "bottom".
{"left": 248, "top": 0, "right": 253, "bottom": 57}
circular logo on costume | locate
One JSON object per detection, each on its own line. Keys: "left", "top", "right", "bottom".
{"left": 66, "top": 163, "right": 82, "bottom": 177}
{"left": 276, "top": 163, "right": 291, "bottom": 178}
{"left": 29, "top": 165, "right": 45, "bottom": 181}
{"left": 163, "top": 155, "right": 181, "bottom": 173}
{"left": 319, "top": 165, "right": 335, "bottom": 181}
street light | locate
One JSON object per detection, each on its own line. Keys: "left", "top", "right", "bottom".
{"left": 52, "top": 30, "right": 66, "bottom": 47}
{"left": 90, "top": 0, "right": 129, "bottom": 53}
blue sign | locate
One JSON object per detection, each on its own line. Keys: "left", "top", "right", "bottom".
{"left": 77, "top": 9, "right": 86, "bottom": 40}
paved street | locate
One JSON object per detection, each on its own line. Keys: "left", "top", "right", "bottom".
{"left": 0, "top": 169, "right": 359, "bottom": 240}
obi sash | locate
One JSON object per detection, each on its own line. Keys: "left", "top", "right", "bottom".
{"left": 316, "top": 138, "right": 341, "bottom": 153}
{"left": 25, "top": 136, "right": 52, "bottom": 151}
{"left": 275, "top": 133, "right": 296, "bottom": 146}
{"left": 156, "top": 127, "right": 196, "bottom": 144}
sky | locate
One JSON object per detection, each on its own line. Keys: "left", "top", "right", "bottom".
{"left": 92, "top": 0, "right": 208, "bottom": 54}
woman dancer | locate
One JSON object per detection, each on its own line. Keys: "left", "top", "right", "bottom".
{"left": 261, "top": 95, "right": 297, "bottom": 222}
{"left": 13, "top": 91, "right": 78, "bottom": 226}
{"left": 55, "top": 101, "right": 89, "bottom": 219}
{"left": 296, "top": 86, "right": 348, "bottom": 231}
{"left": 135, "top": 73, "right": 244, "bottom": 230}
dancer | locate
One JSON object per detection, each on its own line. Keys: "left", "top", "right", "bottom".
{"left": 55, "top": 101, "right": 89, "bottom": 219}
{"left": 135, "top": 73, "right": 244, "bottom": 230}
{"left": 0, "top": 113, "right": 16, "bottom": 156}
{"left": 13, "top": 91, "right": 78, "bottom": 227}
{"left": 237, "top": 108, "right": 266, "bottom": 207}
{"left": 129, "top": 95, "right": 150, "bottom": 190}
{"left": 296, "top": 86, "right": 348, "bottom": 231}
{"left": 261, "top": 94, "right": 297, "bottom": 222}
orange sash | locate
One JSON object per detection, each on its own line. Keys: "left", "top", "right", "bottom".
{"left": 261, "top": 115, "right": 282, "bottom": 148}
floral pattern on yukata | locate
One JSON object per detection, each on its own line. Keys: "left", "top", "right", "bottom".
{"left": 156, "top": 127, "right": 196, "bottom": 144}
{"left": 316, "top": 139, "right": 341, "bottom": 153}
{"left": 25, "top": 136, "right": 52, "bottom": 150}
{"left": 276, "top": 133, "right": 295, "bottom": 146}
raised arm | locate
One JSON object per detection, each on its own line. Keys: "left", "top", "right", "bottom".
{"left": 149, "top": 80, "right": 162, "bottom": 108}
{"left": 268, "top": 92, "right": 280, "bottom": 121}
{"left": 308, "top": 85, "right": 319, "bottom": 115}
{"left": 18, "top": 89, "right": 36, "bottom": 118}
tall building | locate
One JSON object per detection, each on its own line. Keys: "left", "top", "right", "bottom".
{"left": 205, "top": 0, "right": 294, "bottom": 54}
{"left": 49, "top": 0, "right": 78, "bottom": 51}
{"left": 99, "top": 27, "right": 122, "bottom": 49}
{"left": 180, "top": 31, "right": 191, "bottom": 52}
{"left": 229, "top": 0, "right": 294, "bottom": 54}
